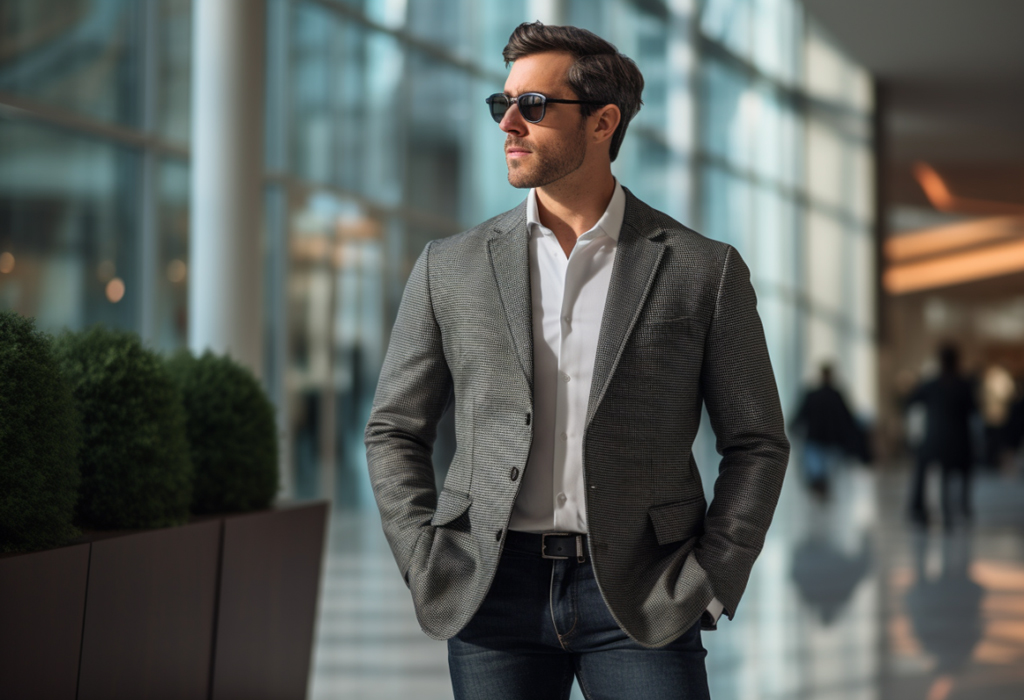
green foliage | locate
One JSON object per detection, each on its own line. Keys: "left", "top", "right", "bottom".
{"left": 55, "top": 326, "right": 192, "bottom": 529}
{"left": 166, "top": 351, "right": 279, "bottom": 514}
{"left": 0, "top": 312, "right": 82, "bottom": 552}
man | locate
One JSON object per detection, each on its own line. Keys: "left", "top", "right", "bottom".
{"left": 790, "top": 363, "right": 863, "bottom": 496}
{"left": 366, "top": 22, "right": 789, "bottom": 699}
{"left": 905, "top": 344, "right": 976, "bottom": 528}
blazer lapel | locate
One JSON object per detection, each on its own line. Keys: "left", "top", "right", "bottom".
{"left": 487, "top": 204, "right": 533, "bottom": 386}
{"left": 587, "top": 201, "right": 666, "bottom": 425}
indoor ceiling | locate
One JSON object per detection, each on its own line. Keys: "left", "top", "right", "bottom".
{"left": 800, "top": 0, "right": 1024, "bottom": 167}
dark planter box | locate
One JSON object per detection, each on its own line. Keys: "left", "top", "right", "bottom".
{"left": 0, "top": 543, "right": 91, "bottom": 700}
{"left": 211, "top": 502, "right": 329, "bottom": 700}
{"left": 0, "top": 501, "right": 327, "bottom": 700}
{"left": 76, "top": 519, "right": 222, "bottom": 700}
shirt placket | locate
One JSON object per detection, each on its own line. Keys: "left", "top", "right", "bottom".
{"left": 552, "top": 237, "right": 590, "bottom": 531}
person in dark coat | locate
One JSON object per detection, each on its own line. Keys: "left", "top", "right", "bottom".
{"left": 905, "top": 344, "right": 976, "bottom": 527}
{"left": 790, "top": 364, "right": 860, "bottom": 496}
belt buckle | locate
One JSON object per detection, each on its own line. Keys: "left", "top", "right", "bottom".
{"left": 541, "top": 532, "right": 570, "bottom": 560}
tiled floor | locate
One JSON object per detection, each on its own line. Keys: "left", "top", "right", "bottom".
{"left": 308, "top": 456, "right": 1024, "bottom": 700}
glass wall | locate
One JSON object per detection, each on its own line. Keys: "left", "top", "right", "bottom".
{"left": 0, "top": 0, "right": 875, "bottom": 507}
{"left": 696, "top": 0, "right": 876, "bottom": 422}
{"left": 0, "top": 0, "right": 192, "bottom": 350}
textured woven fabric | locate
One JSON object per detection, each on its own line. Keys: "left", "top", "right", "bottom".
{"left": 365, "top": 188, "right": 789, "bottom": 648}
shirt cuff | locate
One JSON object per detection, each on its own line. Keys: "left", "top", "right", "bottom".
{"left": 701, "top": 597, "right": 726, "bottom": 630}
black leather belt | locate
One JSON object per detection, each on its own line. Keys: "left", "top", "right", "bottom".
{"left": 506, "top": 530, "right": 587, "bottom": 563}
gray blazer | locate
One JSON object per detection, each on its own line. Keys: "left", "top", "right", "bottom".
{"left": 365, "top": 188, "right": 789, "bottom": 648}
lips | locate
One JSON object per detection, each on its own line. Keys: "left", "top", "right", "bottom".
{"left": 505, "top": 139, "right": 532, "bottom": 158}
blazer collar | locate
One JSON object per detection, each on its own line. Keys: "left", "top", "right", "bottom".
{"left": 485, "top": 189, "right": 668, "bottom": 410}
{"left": 487, "top": 202, "right": 532, "bottom": 385}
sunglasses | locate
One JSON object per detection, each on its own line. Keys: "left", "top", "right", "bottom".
{"left": 485, "top": 92, "right": 605, "bottom": 124}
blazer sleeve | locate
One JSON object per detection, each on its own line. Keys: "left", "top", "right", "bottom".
{"left": 693, "top": 245, "right": 790, "bottom": 618}
{"left": 365, "top": 242, "right": 453, "bottom": 577}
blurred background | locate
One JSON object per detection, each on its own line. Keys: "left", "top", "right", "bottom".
{"left": 1, "top": 0, "right": 1022, "bottom": 698}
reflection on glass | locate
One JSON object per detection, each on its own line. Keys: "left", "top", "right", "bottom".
{"left": 0, "top": 0, "right": 143, "bottom": 126}
{"left": 155, "top": 158, "right": 189, "bottom": 351}
{"left": 157, "top": 0, "right": 191, "bottom": 144}
{"left": 0, "top": 119, "right": 139, "bottom": 331}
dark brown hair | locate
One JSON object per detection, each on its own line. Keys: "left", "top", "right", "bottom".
{"left": 502, "top": 22, "right": 644, "bottom": 161}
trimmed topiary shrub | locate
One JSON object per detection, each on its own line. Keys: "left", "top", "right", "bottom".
{"left": 166, "top": 351, "right": 279, "bottom": 514}
{"left": 0, "top": 311, "right": 82, "bottom": 552}
{"left": 54, "top": 326, "right": 193, "bottom": 529}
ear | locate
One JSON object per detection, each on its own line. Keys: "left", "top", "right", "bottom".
{"left": 589, "top": 104, "right": 621, "bottom": 147}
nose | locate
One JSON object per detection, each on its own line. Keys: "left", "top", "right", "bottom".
{"left": 499, "top": 103, "right": 527, "bottom": 136}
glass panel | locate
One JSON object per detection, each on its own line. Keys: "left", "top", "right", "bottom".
{"left": 616, "top": 134, "right": 672, "bottom": 216}
{"left": 405, "top": 53, "right": 475, "bottom": 220}
{"left": 476, "top": 0, "right": 528, "bottom": 75}
{"left": 0, "top": 120, "right": 139, "bottom": 331}
{"left": 847, "top": 63, "right": 874, "bottom": 114}
{"left": 289, "top": 1, "right": 338, "bottom": 186}
{"left": 757, "top": 291, "right": 799, "bottom": 414}
{"left": 752, "top": 0, "right": 800, "bottom": 85}
{"left": 850, "top": 226, "right": 875, "bottom": 335}
{"left": 701, "top": 163, "right": 754, "bottom": 255}
{"left": 0, "top": 0, "right": 143, "bottom": 127}
{"left": 750, "top": 187, "right": 798, "bottom": 291}
{"left": 405, "top": 0, "right": 478, "bottom": 62}
{"left": 805, "top": 209, "right": 844, "bottom": 314}
{"left": 806, "top": 114, "right": 844, "bottom": 210}
{"left": 157, "top": 0, "right": 191, "bottom": 144}
{"left": 802, "top": 20, "right": 846, "bottom": 106}
{"left": 849, "top": 140, "right": 874, "bottom": 224}
{"left": 566, "top": 0, "right": 610, "bottom": 36}
{"left": 849, "top": 334, "right": 876, "bottom": 419}
{"left": 154, "top": 158, "right": 189, "bottom": 351}
{"left": 287, "top": 188, "right": 340, "bottom": 500}
{"left": 806, "top": 313, "right": 840, "bottom": 383}
{"left": 701, "top": 0, "right": 753, "bottom": 62}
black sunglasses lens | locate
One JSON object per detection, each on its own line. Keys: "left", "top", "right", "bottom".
{"left": 518, "top": 94, "right": 545, "bottom": 122}
{"left": 487, "top": 94, "right": 508, "bottom": 123}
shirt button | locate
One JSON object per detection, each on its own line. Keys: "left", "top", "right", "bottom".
{"left": 561, "top": 372, "right": 571, "bottom": 383}
{"left": 510, "top": 467, "right": 520, "bottom": 481}
{"left": 563, "top": 316, "right": 571, "bottom": 325}
{"left": 560, "top": 432, "right": 568, "bottom": 441}
{"left": 557, "top": 493, "right": 567, "bottom": 505}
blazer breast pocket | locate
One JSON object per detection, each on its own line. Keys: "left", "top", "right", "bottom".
{"left": 632, "top": 315, "right": 700, "bottom": 349}
{"left": 648, "top": 497, "right": 705, "bottom": 546}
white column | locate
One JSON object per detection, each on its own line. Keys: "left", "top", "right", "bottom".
{"left": 189, "top": 0, "right": 266, "bottom": 375}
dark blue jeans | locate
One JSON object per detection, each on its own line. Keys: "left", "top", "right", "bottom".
{"left": 447, "top": 532, "right": 710, "bottom": 700}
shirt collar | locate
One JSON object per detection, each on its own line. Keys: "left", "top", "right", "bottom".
{"left": 526, "top": 180, "right": 625, "bottom": 243}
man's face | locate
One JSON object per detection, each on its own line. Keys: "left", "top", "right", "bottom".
{"left": 500, "top": 51, "right": 588, "bottom": 189}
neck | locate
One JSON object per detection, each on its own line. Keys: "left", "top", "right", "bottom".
{"left": 535, "top": 168, "right": 616, "bottom": 242}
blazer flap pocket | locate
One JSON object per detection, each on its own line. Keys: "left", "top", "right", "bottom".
{"left": 649, "top": 498, "right": 705, "bottom": 546}
{"left": 431, "top": 488, "right": 472, "bottom": 527}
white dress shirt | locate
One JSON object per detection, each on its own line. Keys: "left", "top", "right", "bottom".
{"left": 506, "top": 181, "right": 726, "bottom": 627}
{"left": 509, "top": 182, "right": 625, "bottom": 534}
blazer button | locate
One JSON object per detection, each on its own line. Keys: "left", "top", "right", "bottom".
{"left": 510, "top": 467, "right": 520, "bottom": 481}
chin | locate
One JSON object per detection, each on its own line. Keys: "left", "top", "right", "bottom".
{"left": 507, "top": 168, "right": 533, "bottom": 189}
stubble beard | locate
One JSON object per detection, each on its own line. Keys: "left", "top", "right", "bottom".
{"left": 506, "top": 124, "right": 587, "bottom": 190}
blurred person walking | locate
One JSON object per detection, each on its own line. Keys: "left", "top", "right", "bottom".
{"left": 366, "top": 22, "right": 789, "bottom": 700}
{"left": 790, "top": 363, "right": 862, "bottom": 497}
{"left": 905, "top": 345, "right": 976, "bottom": 527}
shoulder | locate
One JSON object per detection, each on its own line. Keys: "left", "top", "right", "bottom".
{"left": 622, "top": 187, "right": 735, "bottom": 268}
{"left": 426, "top": 201, "right": 527, "bottom": 259}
